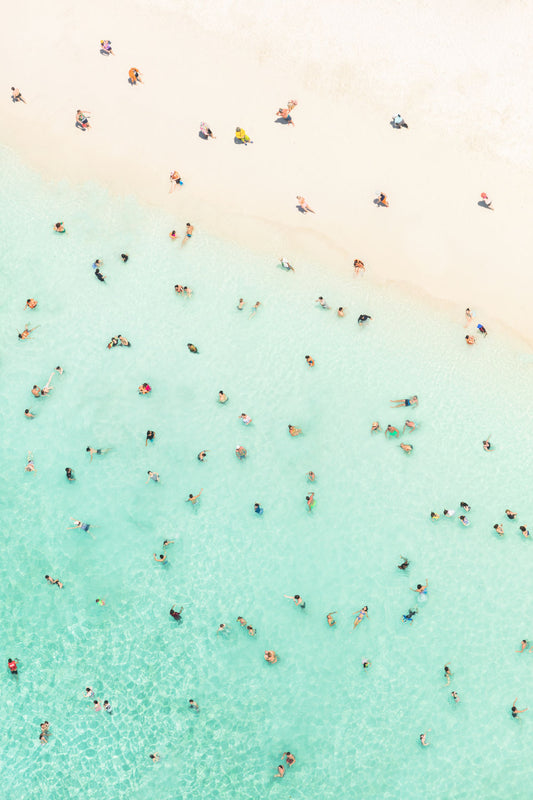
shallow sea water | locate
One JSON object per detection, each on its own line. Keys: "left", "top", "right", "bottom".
{"left": 1, "top": 146, "right": 533, "bottom": 799}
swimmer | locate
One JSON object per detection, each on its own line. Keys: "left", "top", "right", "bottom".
{"left": 358, "top": 314, "right": 373, "bottom": 325}
{"left": 145, "top": 430, "right": 155, "bottom": 445}
{"left": 505, "top": 509, "right": 517, "bottom": 520}
{"left": 465, "top": 334, "right": 476, "bottom": 345}
{"left": 482, "top": 438, "right": 492, "bottom": 451}
{"left": 86, "top": 446, "right": 112, "bottom": 462}
{"left": 169, "top": 230, "right": 177, "bottom": 240}
{"left": 249, "top": 301, "right": 261, "bottom": 319}
{"left": 305, "top": 355, "right": 315, "bottom": 367}
{"left": 274, "top": 765, "right": 285, "bottom": 778}
{"left": 282, "top": 752, "right": 296, "bottom": 766}
{"left": 94, "top": 268, "right": 106, "bottom": 282}
{"left": 362, "top": 659, "right": 372, "bottom": 669}
{"left": 326, "top": 611, "right": 337, "bottom": 626}
{"left": 279, "top": 257, "right": 295, "bottom": 271}
{"left": 237, "top": 616, "right": 247, "bottom": 626}
{"left": 443, "top": 509, "right": 455, "bottom": 517}
{"left": 430, "top": 512, "right": 440, "bottom": 520}
{"left": 24, "top": 409, "right": 35, "bottom": 418}
{"left": 103, "top": 701, "right": 112, "bottom": 713}
{"left": 516, "top": 640, "right": 529, "bottom": 653}
{"left": 239, "top": 413, "right": 252, "bottom": 425}
{"left": 8, "top": 658, "right": 18, "bottom": 675}
{"left": 264, "top": 650, "right": 278, "bottom": 663}
{"left": 55, "top": 366, "right": 63, "bottom": 375}
{"left": 187, "top": 489, "right": 203, "bottom": 504}
{"left": 174, "top": 284, "right": 184, "bottom": 294}
{"left": 235, "top": 446, "right": 247, "bottom": 459}
{"left": 410, "top": 580, "right": 428, "bottom": 596}
{"left": 385, "top": 425, "right": 400, "bottom": 438}
{"left": 237, "top": 298, "right": 245, "bottom": 310}
{"left": 337, "top": 307, "right": 345, "bottom": 317}
{"left": 217, "top": 624, "right": 229, "bottom": 635}
{"left": 254, "top": 503, "right": 264, "bottom": 515}
{"left": 511, "top": 699, "right": 528, "bottom": 718}
{"left": 138, "top": 383, "right": 151, "bottom": 394}
{"left": 493, "top": 523, "right": 504, "bottom": 536}
{"left": 352, "top": 606, "right": 369, "bottom": 629}
{"left": 149, "top": 753, "right": 160, "bottom": 762}
{"left": 182, "top": 223, "right": 194, "bottom": 243}
{"left": 315, "top": 296, "right": 330, "bottom": 309}
{"left": 18, "top": 323, "right": 39, "bottom": 340}
{"left": 460, "top": 502, "right": 471, "bottom": 512}
{"left": 353, "top": 259, "right": 365, "bottom": 273}
{"left": 153, "top": 553, "right": 167, "bottom": 563}
{"left": 45, "top": 575, "right": 63, "bottom": 588}
{"left": 403, "top": 608, "right": 418, "bottom": 623}
{"left": 458, "top": 515, "right": 470, "bottom": 526}
{"left": 246, "top": 625, "right": 256, "bottom": 636}
{"left": 65, "top": 467, "right": 75, "bottom": 481}
{"left": 465, "top": 308, "right": 474, "bottom": 326}
{"left": 146, "top": 471, "right": 160, "bottom": 483}
{"left": 92, "top": 259, "right": 103, "bottom": 270}
{"left": 121, "top": 253, "right": 129, "bottom": 262}
{"left": 419, "top": 731, "right": 430, "bottom": 746}
{"left": 54, "top": 221, "right": 66, "bottom": 232}
{"left": 391, "top": 396, "right": 418, "bottom": 408}
{"left": 371, "top": 421, "right": 382, "bottom": 433}
{"left": 84, "top": 687, "right": 94, "bottom": 698}
{"left": 163, "top": 540, "right": 175, "bottom": 548}
{"left": 170, "top": 605, "right": 183, "bottom": 621}
{"left": 397, "top": 556, "right": 409, "bottom": 570}
{"left": 187, "top": 343, "right": 199, "bottom": 353}
{"left": 288, "top": 425, "right": 302, "bottom": 436}
{"left": 451, "top": 691, "right": 460, "bottom": 703}
{"left": 306, "top": 493, "right": 316, "bottom": 511}
{"left": 107, "top": 337, "right": 119, "bottom": 349}
{"left": 284, "top": 594, "right": 306, "bottom": 608}
{"left": 118, "top": 335, "right": 130, "bottom": 346}
{"left": 95, "top": 598, "right": 105, "bottom": 606}
{"left": 184, "top": 286, "right": 192, "bottom": 297}
{"left": 307, "top": 471, "right": 316, "bottom": 482}
{"left": 41, "top": 374, "right": 54, "bottom": 395}
{"left": 520, "top": 526, "right": 530, "bottom": 538}
{"left": 68, "top": 519, "right": 92, "bottom": 532}
{"left": 24, "top": 452, "right": 36, "bottom": 472}
{"left": 24, "top": 298, "right": 37, "bottom": 309}
{"left": 39, "top": 731, "right": 48, "bottom": 745}
{"left": 197, "top": 450, "right": 208, "bottom": 461}
{"left": 93, "top": 700, "right": 101, "bottom": 711}
{"left": 218, "top": 390, "right": 228, "bottom": 403}
{"left": 188, "top": 699, "right": 200, "bottom": 711}
{"left": 400, "top": 443, "right": 413, "bottom": 454}
{"left": 31, "top": 385, "right": 41, "bottom": 397}
{"left": 403, "top": 420, "right": 416, "bottom": 432}
{"left": 443, "top": 663, "right": 453, "bottom": 686}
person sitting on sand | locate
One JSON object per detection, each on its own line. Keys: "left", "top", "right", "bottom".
{"left": 100, "top": 40, "right": 114, "bottom": 55}
{"left": 279, "top": 257, "right": 295, "bottom": 271}
{"left": 200, "top": 122, "right": 216, "bottom": 139}
{"left": 11, "top": 87, "right": 27, "bottom": 103}
{"left": 128, "top": 67, "right": 143, "bottom": 85}
{"left": 75, "top": 110, "right": 91, "bottom": 130}
{"left": 235, "top": 127, "right": 253, "bottom": 144}
{"left": 169, "top": 171, "right": 183, "bottom": 192}
{"left": 377, "top": 193, "right": 389, "bottom": 207}
{"left": 392, "top": 113, "right": 408, "bottom": 128}
{"left": 276, "top": 107, "right": 294, "bottom": 125}
{"left": 297, "top": 196, "right": 315, "bottom": 213}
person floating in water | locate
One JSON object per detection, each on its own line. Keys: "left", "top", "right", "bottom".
{"left": 138, "top": 383, "right": 151, "bottom": 394}
{"left": 153, "top": 553, "right": 167, "bottom": 563}
{"left": 402, "top": 608, "right": 418, "bottom": 623}
{"left": 187, "top": 343, "right": 199, "bottom": 353}
{"left": 519, "top": 526, "right": 530, "bottom": 538}
{"left": 288, "top": 425, "right": 302, "bottom": 436}
{"left": 511, "top": 698, "right": 528, "bottom": 718}
{"left": 65, "top": 467, "right": 75, "bottom": 481}
{"left": 170, "top": 605, "right": 183, "bottom": 621}
{"left": 146, "top": 471, "right": 160, "bottom": 482}
{"left": 397, "top": 556, "right": 409, "bottom": 570}
{"left": 352, "top": 606, "right": 369, "bottom": 629}
{"left": 18, "top": 323, "right": 39, "bottom": 340}
{"left": 187, "top": 489, "right": 203, "bottom": 504}
{"left": 493, "top": 523, "right": 504, "bottom": 536}
{"left": 45, "top": 575, "right": 63, "bottom": 588}
{"left": 197, "top": 450, "right": 208, "bottom": 461}
{"left": 400, "top": 443, "right": 413, "bottom": 454}
{"left": 306, "top": 493, "right": 316, "bottom": 511}
{"left": 284, "top": 594, "right": 306, "bottom": 608}
{"left": 68, "top": 518, "right": 92, "bottom": 532}
{"left": 371, "top": 422, "right": 381, "bottom": 433}
{"left": 315, "top": 296, "right": 330, "bottom": 309}
{"left": 505, "top": 509, "right": 517, "bottom": 520}
{"left": 249, "top": 301, "right": 261, "bottom": 319}
{"left": 391, "top": 396, "right": 418, "bottom": 408}
{"left": 326, "top": 611, "right": 337, "bottom": 626}
{"left": 24, "top": 452, "right": 36, "bottom": 472}
{"left": 430, "top": 512, "right": 440, "bottom": 520}
{"left": 239, "top": 413, "right": 252, "bottom": 425}
{"left": 86, "top": 446, "right": 112, "bottom": 462}
{"left": 264, "top": 650, "right": 277, "bottom": 663}
{"left": 305, "top": 355, "right": 315, "bottom": 367}
{"left": 235, "top": 446, "right": 247, "bottom": 459}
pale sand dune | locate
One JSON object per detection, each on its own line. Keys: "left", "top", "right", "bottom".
{"left": 2, "top": 0, "right": 532, "bottom": 345}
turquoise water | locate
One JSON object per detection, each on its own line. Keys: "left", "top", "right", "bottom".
{"left": 1, "top": 146, "right": 533, "bottom": 799}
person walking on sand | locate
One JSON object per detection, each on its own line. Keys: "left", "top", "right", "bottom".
{"left": 182, "top": 223, "right": 194, "bottom": 244}
{"left": 169, "top": 171, "right": 183, "bottom": 192}
{"left": 75, "top": 110, "right": 91, "bottom": 129}
{"left": 11, "top": 87, "right": 27, "bottom": 103}
{"left": 297, "top": 196, "right": 315, "bottom": 213}
{"left": 128, "top": 67, "right": 143, "bottom": 85}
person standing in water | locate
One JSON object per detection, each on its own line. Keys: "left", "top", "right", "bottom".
{"left": 284, "top": 594, "right": 306, "bottom": 608}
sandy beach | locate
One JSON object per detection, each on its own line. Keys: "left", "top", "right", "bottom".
{"left": 3, "top": 0, "right": 533, "bottom": 346}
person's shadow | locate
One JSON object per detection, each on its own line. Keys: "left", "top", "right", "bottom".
{"left": 199, "top": 131, "right": 208, "bottom": 140}
{"left": 296, "top": 203, "right": 307, "bottom": 213}
{"left": 477, "top": 200, "right": 493, "bottom": 210}
{"left": 100, "top": 49, "right": 111, "bottom": 56}
{"left": 275, "top": 117, "right": 290, "bottom": 125}
{"left": 75, "top": 121, "right": 88, "bottom": 131}
{"left": 373, "top": 197, "right": 386, "bottom": 207}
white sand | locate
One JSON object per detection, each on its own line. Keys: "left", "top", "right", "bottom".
{"left": 3, "top": 0, "right": 532, "bottom": 345}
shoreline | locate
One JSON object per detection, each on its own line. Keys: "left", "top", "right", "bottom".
{"left": 2, "top": 0, "right": 532, "bottom": 350}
